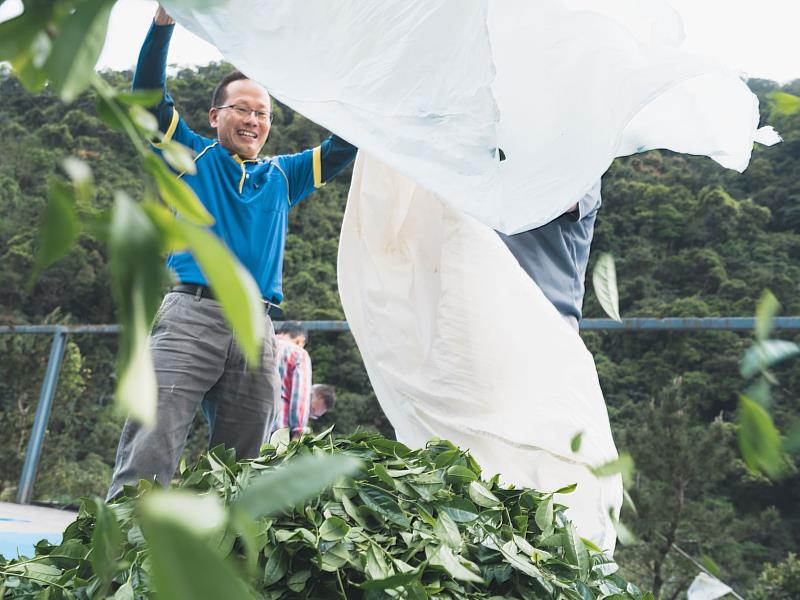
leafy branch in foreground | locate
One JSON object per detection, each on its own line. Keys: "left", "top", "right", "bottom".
{"left": 737, "top": 290, "right": 799, "bottom": 479}
{"left": 0, "top": 431, "right": 652, "bottom": 600}
{"left": 2, "top": 0, "right": 264, "bottom": 426}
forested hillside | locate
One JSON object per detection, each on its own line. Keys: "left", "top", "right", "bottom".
{"left": 0, "top": 64, "right": 798, "bottom": 598}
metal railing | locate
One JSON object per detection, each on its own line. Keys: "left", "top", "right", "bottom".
{"left": 3, "top": 317, "right": 799, "bottom": 504}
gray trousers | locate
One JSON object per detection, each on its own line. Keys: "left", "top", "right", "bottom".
{"left": 107, "top": 292, "right": 279, "bottom": 499}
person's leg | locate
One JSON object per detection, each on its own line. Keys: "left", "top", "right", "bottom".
{"left": 203, "top": 314, "right": 278, "bottom": 459}
{"left": 107, "top": 293, "right": 229, "bottom": 499}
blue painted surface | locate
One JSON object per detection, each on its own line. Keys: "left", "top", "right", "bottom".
{"left": 0, "top": 532, "right": 62, "bottom": 559}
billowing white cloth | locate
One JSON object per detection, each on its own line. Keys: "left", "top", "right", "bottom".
{"left": 164, "top": 0, "right": 778, "bottom": 233}
{"left": 687, "top": 572, "right": 734, "bottom": 600}
{"left": 338, "top": 154, "right": 623, "bottom": 552}
{"left": 160, "top": 0, "right": 781, "bottom": 551}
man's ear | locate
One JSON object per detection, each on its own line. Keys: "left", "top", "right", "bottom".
{"left": 208, "top": 107, "right": 219, "bottom": 129}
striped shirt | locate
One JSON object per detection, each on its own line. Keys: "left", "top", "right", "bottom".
{"left": 269, "top": 338, "right": 312, "bottom": 438}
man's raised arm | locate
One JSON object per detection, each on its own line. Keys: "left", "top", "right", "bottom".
{"left": 132, "top": 5, "right": 177, "bottom": 133}
{"left": 317, "top": 134, "right": 358, "bottom": 186}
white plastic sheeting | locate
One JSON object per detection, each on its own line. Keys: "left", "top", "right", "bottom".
{"left": 163, "top": 0, "right": 778, "bottom": 234}
{"left": 338, "top": 154, "right": 623, "bottom": 552}
{"left": 161, "top": 0, "right": 780, "bottom": 550}
{"left": 687, "top": 572, "right": 734, "bottom": 600}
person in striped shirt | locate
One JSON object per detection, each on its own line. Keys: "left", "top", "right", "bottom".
{"left": 270, "top": 323, "right": 312, "bottom": 440}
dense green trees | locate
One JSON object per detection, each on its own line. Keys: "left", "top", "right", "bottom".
{"left": 0, "top": 65, "right": 797, "bottom": 597}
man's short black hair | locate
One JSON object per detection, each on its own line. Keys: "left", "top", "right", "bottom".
{"left": 211, "top": 70, "right": 249, "bottom": 108}
{"left": 312, "top": 384, "right": 336, "bottom": 409}
{"left": 279, "top": 321, "right": 308, "bottom": 340}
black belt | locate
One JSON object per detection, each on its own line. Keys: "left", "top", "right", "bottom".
{"left": 170, "top": 284, "right": 283, "bottom": 318}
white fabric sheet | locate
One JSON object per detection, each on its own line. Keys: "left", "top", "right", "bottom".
{"left": 687, "top": 572, "right": 734, "bottom": 600}
{"left": 159, "top": 0, "right": 782, "bottom": 551}
{"left": 338, "top": 155, "right": 623, "bottom": 552}
{"left": 164, "top": 0, "right": 778, "bottom": 233}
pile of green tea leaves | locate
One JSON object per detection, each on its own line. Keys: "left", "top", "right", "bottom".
{"left": 0, "top": 430, "right": 650, "bottom": 599}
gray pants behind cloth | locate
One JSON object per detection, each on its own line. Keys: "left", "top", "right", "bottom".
{"left": 107, "top": 292, "right": 279, "bottom": 500}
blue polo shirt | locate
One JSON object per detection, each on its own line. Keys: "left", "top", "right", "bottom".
{"left": 133, "top": 22, "right": 357, "bottom": 303}
{"left": 497, "top": 181, "right": 602, "bottom": 322}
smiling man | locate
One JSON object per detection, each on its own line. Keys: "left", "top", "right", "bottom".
{"left": 107, "top": 5, "right": 357, "bottom": 499}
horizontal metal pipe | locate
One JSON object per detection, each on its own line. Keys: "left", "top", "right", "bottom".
{"left": 2, "top": 317, "right": 800, "bottom": 335}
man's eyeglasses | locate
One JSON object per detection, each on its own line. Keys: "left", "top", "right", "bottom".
{"left": 215, "top": 104, "right": 274, "bottom": 124}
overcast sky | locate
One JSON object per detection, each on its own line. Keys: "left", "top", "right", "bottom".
{"left": 2, "top": 0, "right": 798, "bottom": 83}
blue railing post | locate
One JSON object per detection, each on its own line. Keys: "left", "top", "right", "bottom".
{"left": 16, "top": 327, "right": 69, "bottom": 504}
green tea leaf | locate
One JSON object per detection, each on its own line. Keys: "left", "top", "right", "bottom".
{"left": 263, "top": 547, "right": 289, "bottom": 586}
{"left": 341, "top": 493, "right": 368, "bottom": 528}
{"left": 428, "top": 544, "right": 484, "bottom": 583}
{"left": 129, "top": 105, "right": 159, "bottom": 135}
{"left": 434, "top": 511, "right": 462, "bottom": 550}
{"left": 433, "top": 449, "right": 460, "bottom": 469}
{"left": 591, "top": 452, "right": 634, "bottom": 486}
{"left": 372, "top": 463, "right": 397, "bottom": 489}
{"left": 144, "top": 154, "right": 213, "bottom": 225}
{"left": 235, "top": 453, "right": 361, "bottom": 519}
{"left": 90, "top": 499, "right": 123, "bottom": 590}
{"left": 45, "top": 0, "right": 115, "bottom": 102}
{"left": 112, "top": 581, "right": 134, "bottom": 600}
{"left": 738, "top": 394, "right": 784, "bottom": 478}
{"left": 9, "top": 28, "right": 50, "bottom": 92}
{"left": 319, "top": 542, "right": 352, "bottom": 571}
{"left": 755, "top": 290, "right": 780, "bottom": 342}
{"left": 608, "top": 508, "right": 639, "bottom": 546}
{"left": 563, "top": 523, "right": 590, "bottom": 581}
{"left": 445, "top": 465, "right": 478, "bottom": 484}
{"left": 96, "top": 95, "right": 128, "bottom": 132}
{"left": 497, "top": 539, "right": 543, "bottom": 579}
{"left": 159, "top": 140, "right": 198, "bottom": 175}
{"left": 365, "top": 543, "right": 390, "bottom": 580}
{"left": 61, "top": 156, "right": 94, "bottom": 208}
{"left": 141, "top": 518, "right": 252, "bottom": 600}
{"left": 740, "top": 340, "right": 800, "bottom": 379}
{"left": 29, "top": 180, "right": 80, "bottom": 285}
{"left": 700, "top": 554, "right": 722, "bottom": 578}
{"left": 439, "top": 497, "right": 479, "bottom": 523}
{"left": 357, "top": 483, "right": 410, "bottom": 528}
{"left": 468, "top": 480, "right": 501, "bottom": 508}
{"left": 0, "top": 11, "right": 48, "bottom": 62}
{"left": 14, "top": 562, "right": 63, "bottom": 585}
{"left": 229, "top": 510, "right": 260, "bottom": 577}
{"left": 141, "top": 490, "right": 226, "bottom": 537}
{"left": 115, "top": 293, "right": 154, "bottom": 427}
{"left": 142, "top": 201, "right": 188, "bottom": 253}
{"left": 109, "top": 192, "right": 166, "bottom": 426}
{"left": 173, "top": 220, "right": 264, "bottom": 363}
{"left": 570, "top": 431, "right": 583, "bottom": 453}
{"left": 319, "top": 516, "right": 350, "bottom": 541}
{"left": 1, "top": 8, "right": 52, "bottom": 93}
{"left": 554, "top": 483, "right": 578, "bottom": 495}
{"left": 359, "top": 569, "right": 421, "bottom": 590}
{"left": 116, "top": 89, "right": 165, "bottom": 107}
{"left": 745, "top": 378, "right": 772, "bottom": 409}
{"left": 535, "top": 495, "right": 553, "bottom": 532}
{"left": 513, "top": 534, "right": 536, "bottom": 557}
{"left": 592, "top": 252, "right": 621, "bottom": 322}
{"left": 287, "top": 570, "right": 311, "bottom": 592}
